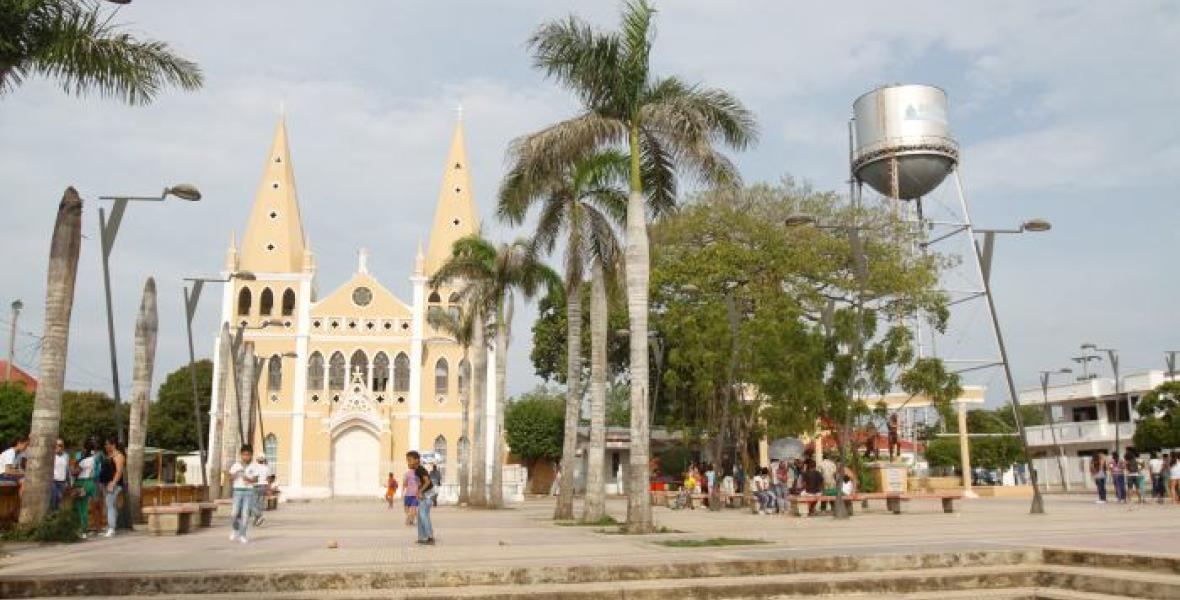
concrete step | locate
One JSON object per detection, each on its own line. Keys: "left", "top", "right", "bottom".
{"left": 33, "top": 565, "right": 1047, "bottom": 599}
{"left": 0, "top": 548, "right": 1040, "bottom": 598}
{"left": 1043, "top": 547, "right": 1180, "bottom": 576}
{"left": 1038, "top": 564, "right": 1180, "bottom": 600}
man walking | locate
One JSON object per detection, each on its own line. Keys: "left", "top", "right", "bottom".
{"left": 251, "top": 456, "right": 270, "bottom": 526}
{"left": 50, "top": 438, "right": 69, "bottom": 511}
{"left": 407, "top": 451, "right": 435, "bottom": 545}
{"left": 228, "top": 445, "right": 259, "bottom": 544}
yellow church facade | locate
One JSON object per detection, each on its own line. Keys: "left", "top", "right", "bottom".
{"left": 206, "top": 116, "right": 496, "bottom": 499}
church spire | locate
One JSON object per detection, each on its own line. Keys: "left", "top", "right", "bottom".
{"left": 239, "top": 115, "right": 308, "bottom": 273}
{"left": 423, "top": 116, "right": 479, "bottom": 276}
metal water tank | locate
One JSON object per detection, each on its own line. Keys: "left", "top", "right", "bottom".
{"left": 852, "top": 84, "right": 958, "bottom": 200}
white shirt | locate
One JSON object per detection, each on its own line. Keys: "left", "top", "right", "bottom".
{"left": 1148, "top": 458, "right": 1164, "bottom": 475}
{"left": 0, "top": 448, "right": 19, "bottom": 473}
{"left": 229, "top": 461, "right": 258, "bottom": 489}
{"left": 1170, "top": 462, "right": 1180, "bottom": 479}
{"left": 246, "top": 462, "right": 269, "bottom": 486}
{"left": 78, "top": 455, "right": 96, "bottom": 479}
{"left": 841, "top": 480, "right": 855, "bottom": 495}
{"left": 53, "top": 452, "right": 69, "bottom": 482}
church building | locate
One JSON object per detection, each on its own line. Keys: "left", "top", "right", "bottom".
{"left": 206, "top": 115, "right": 496, "bottom": 499}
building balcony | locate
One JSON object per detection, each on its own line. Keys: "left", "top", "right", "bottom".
{"left": 1024, "top": 420, "right": 1135, "bottom": 448}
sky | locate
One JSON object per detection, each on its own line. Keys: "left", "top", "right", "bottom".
{"left": 2, "top": 1, "right": 1178, "bottom": 409}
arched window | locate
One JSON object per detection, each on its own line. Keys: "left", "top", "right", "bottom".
{"left": 328, "top": 351, "right": 346, "bottom": 391}
{"left": 281, "top": 289, "right": 296, "bottom": 316}
{"left": 263, "top": 433, "right": 278, "bottom": 468}
{"left": 393, "top": 352, "right": 410, "bottom": 392}
{"left": 433, "top": 435, "right": 447, "bottom": 478}
{"left": 237, "top": 288, "right": 252, "bottom": 316}
{"left": 428, "top": 291, "right": 441, "bottom": 303}
{"left": 458, "top": 358, "right": 471, "bottom": 404}
{"left": 260, "top": 288, "right": 274, "bottom": 316}
{"left": 447, "top": 292, "right": 461, "bottom": 304}
{"left": 372, "top": 352, "right": 389, "bottom": 392}
{"left": 267, "top": 355, "right": 282, "bottom": 391}
{"left": 307, "top": 352, "right": 324, "bottom": 390}
{"left": 428, "top": 291, "right": 443, "bottom": 322}
{"left": 349, "top": 349, "right": 368, "bottom": 383}
{"left": 434, "top": 358, "right": 449, "bottom": 396}
{"left": 458, "top": 436, "right": 469, "bottom": 470}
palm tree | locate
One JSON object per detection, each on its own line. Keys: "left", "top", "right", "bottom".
{"left": 432, "top": 235, "right": 558, "bottom": 508}
{"left": 427, "top": 306, "right": 478, "bottom": 506}
{"left": 126, "top": 277, "right": 158, "bottom": 524}
{"left": 519, "top": 0, "right": 757, "bottom": 531}
{"left": 499, "top": 151, "right": 636, "bottom": 521}
{"left": 1, "top": 0, "right": 203, "bottom": 104}
{"left": 19, "top": 187, "right": 82, "bottom": 526}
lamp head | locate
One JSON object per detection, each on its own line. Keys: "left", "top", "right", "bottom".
{"left": 1021, "top": 218, "right": 1051, "bottom": 233}
{"left": 232, "top": 271, "right": 257, "bottom": 281}
{"left": 10, "top": 300, "right": 22, "bottom": 311}
{"left": 166, "top": 184, "right": 202, "bottom": 202}
{"left": 1080, "top": 343, "right": 1097, "bottom": 351}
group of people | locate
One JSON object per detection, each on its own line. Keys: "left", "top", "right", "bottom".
{"left": 672, "top": 453, "right": 855, "bottom": 516}
{"left": 750, "top": 454, "right": 855, "bottom": 516}
{"left": 0, "top": 434, "right": 126, "bottom": 538}
{"left": 1088, "top": 449, "right": 1180, "bottom": 504}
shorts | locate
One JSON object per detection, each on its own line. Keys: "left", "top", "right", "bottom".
{"left": 404, "top": 495, "right": 419, "bottom": 507}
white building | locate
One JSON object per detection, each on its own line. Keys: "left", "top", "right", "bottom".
{"left": 1020, "top": 370, "right": 1167, "bottom": 490}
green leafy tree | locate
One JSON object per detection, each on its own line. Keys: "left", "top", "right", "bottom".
{"left": 925, "top": 436, "right": 1024, "bottom": 472}
{"left": 146, "top": 360, "right": 212, "bottom": 452}
{"left": 1, "top": 0, "right": 203, "bottom": 104}
{"left": 504, "top": 386, "right": 565, "bottom": 494}
{"left": 530, "top": 286, "right": 630, "bottom": 384}
{"left": 520, "top": 0, "right": 757, "bottom": 532}
{"left": 1133, "top": 381, "right": 1180, "bottom": 450}
{"left": 59, "top": 390, "right": 123, "bottom": 447}
{"left": 0, "top": 382, "right": 33, "bottom": 445}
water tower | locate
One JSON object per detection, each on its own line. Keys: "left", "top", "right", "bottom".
{"left": 847, "top": 84, "right": 1049, "bottom": 509}
{"left": 851, "top": 85, "right": 958, "bottom": 201}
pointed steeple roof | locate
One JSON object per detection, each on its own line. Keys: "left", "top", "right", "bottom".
{"left": 424, "top": 117, "right": 480, "bottom": 276}
{"left": 240, "top": 115, "right": 308, "bottom": 274}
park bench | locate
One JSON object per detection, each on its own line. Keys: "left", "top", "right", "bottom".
{"left": 181, "top": 502, "right": 216, "bottom": 528}
{"left": 142, "top": 505, "right": 196, "bottom": 536}
{"left": 214, "top": 498, "right": 233, "bottom": 518}
{"left": 785, "top": 492, "right": 962, "bottom": 517}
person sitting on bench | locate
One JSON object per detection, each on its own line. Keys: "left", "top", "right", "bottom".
{"left": 800, "top": 459, "right": 824, "bottom": 516}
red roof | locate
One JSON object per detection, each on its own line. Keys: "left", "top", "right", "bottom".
{"left": 0, "top": 361, "right": 37, "bottom": 393}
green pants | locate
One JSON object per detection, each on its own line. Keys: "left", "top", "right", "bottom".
{"left": 74, "top": 478, "right": 95, "bottom": 531}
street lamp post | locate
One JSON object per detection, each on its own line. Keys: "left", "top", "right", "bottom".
{"left": 1090, "top": 345, "right": 1122, "bottom": 454}
{"left": 1165, "top": 351, "right": 1179, "bottom": 381}
{"left": 5, "top": 300, "right": 22, "bottom": 383}
{"left": 1039, "top": 368, "right": 1073, "bottom": 491}
{"left": 973, "top": 219, "right": 1053, "bottom": 514}
{"left": 99, "top": 184, "right": 202, "bottom": 444}
{"left": 649, "top": 332, "right": 665, "bottom": 430}
{"left": 786, "top": 214, "right": 872, "bottom": 520}
{"left": 182, "top": 272, "right": 255, "bottom": 489}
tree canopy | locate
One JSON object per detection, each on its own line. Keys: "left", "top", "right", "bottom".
{"left": 1133, "top": 380, "right": 1180, "bottom": 451}
{"left": 146, "top": 360, "right": 212, "bottom": 452}
{"left": 505, "top": 386, "right": 566, "bottom": 470}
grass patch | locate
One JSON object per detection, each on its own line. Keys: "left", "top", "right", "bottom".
{"left": 654, "top": 537, "right": 768, "bottom": 548}
{"left": 595, "top": 525, "right": 683, "bottom": 535}
{"left": 555, "top": 515, "right": 620, "bottom": 527}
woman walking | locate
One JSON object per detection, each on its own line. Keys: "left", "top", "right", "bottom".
{"left": 1089, "top": 452, "right": 1108, "bottom": 504}
{"left": 1110, "top": 451, "right": 1127, "bottom": 504}
{"left": 73, "top": 438, "right": 99, "bottom": 538}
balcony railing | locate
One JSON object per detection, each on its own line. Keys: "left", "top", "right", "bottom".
{"left": 1025, "top": 420, "right": 1128, "bottom": 446}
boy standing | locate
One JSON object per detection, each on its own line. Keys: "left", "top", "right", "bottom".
{"left": 228, "top": 445, "right": 259, "bottom": 544}
{"left": 406, "top": 451, "right": 435, "bottom": 545}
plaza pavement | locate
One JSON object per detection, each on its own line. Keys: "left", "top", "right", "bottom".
{"left": 1, "top": 494, "right": 1178, "bottom": 578}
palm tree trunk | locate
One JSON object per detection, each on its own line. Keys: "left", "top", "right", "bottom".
{"left": 18, "top": 188, "right": 82, "bottom": 526}
{"left": 220, "top": 339, "right": 247, "bottom": 499}
{"left": 624, "top": 126, "right": 653, "bottom": 533}
{"left": 458, "top": 347, "right": 471, "bottom": 506}
{"left": 554, "top": 276, "right": 582, "bottom": 520}
{"left": 470, "top": 316, "right": 489, "bottom": 507}
{"left": 127, "top": 278, "right": 159, "bottom": 524}
{"left": 208, "top": 323, "right": 232, "bottom": 499}
{"left": 490, "top": 294, "right": 513, "bottom": 508}
{"left": 583, "top": 262, "right": 608, "bottom": 522}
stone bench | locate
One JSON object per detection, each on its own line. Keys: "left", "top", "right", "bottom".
{"left": 786, "top": 492, "right": 962, "bottom": 516}
{"left": 214, "top": 498, "right": 233, "bottom": 518}
{"left": 142, "top": 505, "right": 196, "bottom": 536}
{"left": 181, "top": 502, "right": 216, "bottom": 528}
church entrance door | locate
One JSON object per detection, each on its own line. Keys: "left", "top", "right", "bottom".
{"left": 332, "top": 426, "right": 379, "bottom": 496}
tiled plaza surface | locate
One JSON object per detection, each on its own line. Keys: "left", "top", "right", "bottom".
{"left": 1, "top": 494, "right": 1178, "bottom": 577}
